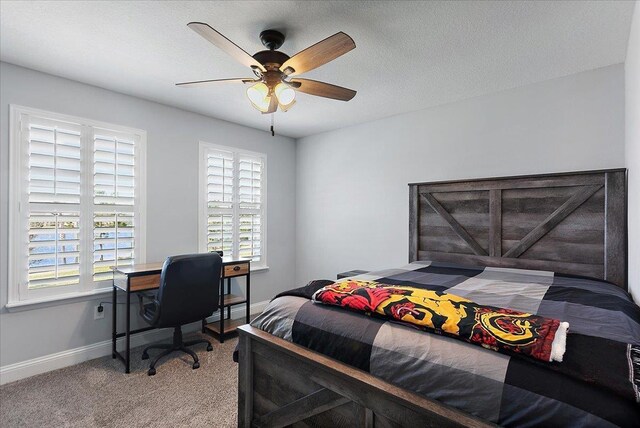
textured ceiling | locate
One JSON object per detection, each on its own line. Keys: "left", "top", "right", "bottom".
{"left": 0, "top": 1, "right": 635, "bottom": 138}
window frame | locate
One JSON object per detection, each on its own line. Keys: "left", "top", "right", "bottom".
{"left": 8, "top": 105, "right": 147, "bottom": 308}
{"left": 198, "top": 141, "right": 268, "bottom": 270}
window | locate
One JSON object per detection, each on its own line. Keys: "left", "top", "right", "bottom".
{"left": 199, "top": 142, "right": 266, "bottom": 269}
{"left": 8, "top": 106, "right": 146, "bottom": 306}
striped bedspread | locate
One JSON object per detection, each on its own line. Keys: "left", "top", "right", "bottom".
{"left": 251, "top": 261, "right": 640, "bottom": 427}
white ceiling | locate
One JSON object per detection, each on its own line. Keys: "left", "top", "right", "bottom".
{"left": 0, "top": 1, "right": 635, "bottom": 138}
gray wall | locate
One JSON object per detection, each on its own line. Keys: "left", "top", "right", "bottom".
{"left": 0, "top": 62, "right": 297, "bottom": 366}
{"left": 295, "top": 64, "right": 626, "bottom": 285}
{"left": 0, "top": 59, "right": 632, "bottom": 370}
{"left": 626, "top": 4, "right": 640, "bottom": 301}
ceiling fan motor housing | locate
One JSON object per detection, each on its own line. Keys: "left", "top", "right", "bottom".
{"left": 259, "top": 29, "right": 285, "bottom": 50}
{"left": 253, "top": 50, "right": 290, "bottom": 70}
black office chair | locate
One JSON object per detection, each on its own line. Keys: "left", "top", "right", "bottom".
{"left": 138, "top": 253, "right": 222, "bottom": 376}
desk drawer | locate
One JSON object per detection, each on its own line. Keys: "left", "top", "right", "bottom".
{"left": 224, "top": 263, "right": 249, "bottom": 277}
{"left": 130, "top": 274, "right": 161, "bottom": 291}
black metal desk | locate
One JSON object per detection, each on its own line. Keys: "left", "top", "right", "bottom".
{"left": 203, "top": 258, "right": 251, "bottom": 343}
{"left": 112, "top": 257, "right": 251, "bottom": 373}
{"left": 112, "top": 262, "right": 163, "bottom": 373}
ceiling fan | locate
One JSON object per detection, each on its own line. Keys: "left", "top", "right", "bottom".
{"left": 176, "top": 22, "right": 357, "bottom": 114}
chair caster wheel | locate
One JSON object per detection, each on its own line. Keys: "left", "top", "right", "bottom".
{"left": 141, "top": 352, "right": 149, "bottom": 360}
{"left": 192, "top": 362, "right": 200, "bottom": 370}
{"left": 148, "top": 368, "right": 156, "bottom": 376}
{"left": 206, "top": 344, "right": 213, "bottom": 351}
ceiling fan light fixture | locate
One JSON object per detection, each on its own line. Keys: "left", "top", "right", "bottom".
{"left": 274, "top": 82, "right": 296, "bottom": 107}
{"left": 179, "top": 23, "right": 357, "bottom": 119}
{"left": 278, "top": 99, "right": 296, "bottom": 112}
{"left": 246, "top": 82, "right": 271, "bottom": 112}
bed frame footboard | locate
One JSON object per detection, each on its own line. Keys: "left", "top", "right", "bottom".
{"left": 237, "top": 325, "right": 494, "bottom": 428}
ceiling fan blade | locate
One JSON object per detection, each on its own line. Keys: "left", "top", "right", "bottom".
{"left": 263, "top": 95, "right": 278, "bottom": 114}
{"left": 280, "top": 32, "right": 355, "bottom": 76}
{"left": 187, "top": 22, "right": 266, "bottom": 72}
{"left": 175, "top": 78, "right": 256, "bottom": 87}
{"left": 290, "top": 78, "right": 356, "bottom": 101}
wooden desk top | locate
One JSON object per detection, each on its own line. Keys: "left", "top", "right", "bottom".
{"left": 114, "top": 257, "right": 251, "bottom": 276}
{"left": 221, "top": 257, "right": 251, "bottom": 266}
{"left": 114, "top": 263, "right": 163, "bottom": 276}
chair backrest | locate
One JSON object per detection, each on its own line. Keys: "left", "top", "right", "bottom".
{"left": 155, "top": 253, "right": 222, "bottom": 328}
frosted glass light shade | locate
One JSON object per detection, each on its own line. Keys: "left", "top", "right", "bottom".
{"left": 274, "top": 83, "right": 296, "bottom": 107}
{"left": 246, "top": 82, "right": 271, "bottom": 112}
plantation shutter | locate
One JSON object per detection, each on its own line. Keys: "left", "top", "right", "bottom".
{"left": 238, "top": 154, "right": 263, "bottom": 262}
{"left": 26, "top": 118, "right": 82, "bottom": 289}
{"left": 201, "top": 144, "right": 265, "bottom": 265}
{"left": 93, "top": 129, "right": 138, "bottom": 281}
{"left": 206, "top": 149, "right": 234, "bottom": 255}
{"left": 10, "top": 107, "right": 146, "bottom": 304}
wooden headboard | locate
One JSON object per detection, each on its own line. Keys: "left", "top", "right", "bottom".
{"left": 409, "top": 169, "right": 627, "bottom": 289}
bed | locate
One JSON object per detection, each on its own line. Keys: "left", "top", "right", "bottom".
{"left": 237, "top": 169, "right": 638, "bottom": 427}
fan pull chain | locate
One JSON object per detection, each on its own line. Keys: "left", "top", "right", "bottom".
{"left": 270, "top": 114, "right": 275, "bottom": 137}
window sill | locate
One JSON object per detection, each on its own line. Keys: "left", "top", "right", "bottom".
{"left": 6, "top": 266, "right": 269, "bottom": 312}
{"left": 5, "top": 287, "right": 112, "bottom": 312}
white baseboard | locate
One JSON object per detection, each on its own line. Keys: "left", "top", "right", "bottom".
{"left": 0, "top": 299, "right": 269, "bottom": 385}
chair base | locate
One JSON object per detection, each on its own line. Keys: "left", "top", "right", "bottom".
{"left": 142, "top": 326, "right": 213, "bottom": 376}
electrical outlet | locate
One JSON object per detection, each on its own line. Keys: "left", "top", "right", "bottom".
{"left": 94, "top": 305, "right": 105, "bottom": 320}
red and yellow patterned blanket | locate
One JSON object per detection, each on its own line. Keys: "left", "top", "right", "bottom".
{"left": 312, "top": 280, "right": 569, "bottom": 362}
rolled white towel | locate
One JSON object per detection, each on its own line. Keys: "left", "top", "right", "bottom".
{"left": 550, "top": 321, "right": 570, "bottom": 362}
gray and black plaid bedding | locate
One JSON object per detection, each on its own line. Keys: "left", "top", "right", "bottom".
{"left": 251, "top": 261, "right": 640, "bottom": 427}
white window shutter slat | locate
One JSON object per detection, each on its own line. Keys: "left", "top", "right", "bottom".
{"left": 15, "top": 110, "right": 144, "bottom": 297}
{"left": 92, "top": 129, "right": 138, "bottom": 281}
{"left": 207, "top": 149, "right": 234, "bottom": 210}
{"left": 25, "top": 118, "right": 82, "bottom": 289}
{"left": 201, "top": 144, "right": 265, "bottom": 266}
{"left": 93, "top": 130, "right": 136, "bottom": 206}
{"left": 27, "top": 123, "right": 81, "bottom": 204}
{"left": 206, "top": 149, "right": 234, "bottom": 254}
{"left": 207, "top": 213, "right": 234, "bottom": 255}
{"left": 27, "top": 212, "right": 81, "bottom": 288}
{"left": 93, "top": 212, "right": 135, "bottom": 281}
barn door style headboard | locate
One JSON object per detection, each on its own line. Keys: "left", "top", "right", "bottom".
{"left": 409, "top": 169, "right": 627, "bottom": 289}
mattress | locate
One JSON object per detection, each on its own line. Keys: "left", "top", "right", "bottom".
{"left": 251, "top": 261, "right": 640, "bottom": 427}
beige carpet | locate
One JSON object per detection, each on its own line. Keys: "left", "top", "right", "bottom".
{"left": 0, "top": 335, "right": 239, "bottom": 427}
